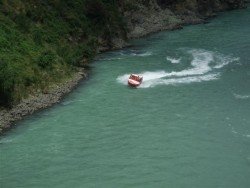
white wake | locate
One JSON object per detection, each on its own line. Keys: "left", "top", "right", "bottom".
{"left": 166, "top": 57, "right": 181, "bottom": 64}
{"left": 117, "top": 49, "right": 239, "bottom": 88}
{"left": 233, "top": 93, "right": 250, "bottom": 100}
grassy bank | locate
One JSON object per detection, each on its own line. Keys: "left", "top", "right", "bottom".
{"left": 0, "top": 0, "right": 246, "bottom": 108}
{"left": 0, "top": 0, "right": 126, "bottom": 107}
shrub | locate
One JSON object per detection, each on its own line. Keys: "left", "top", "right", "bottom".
{"left": 37, "top": 50, "right": 56, "bottom": 69}
{"left": 0, "top": 60, "right": 16, "bottom": 107}
{"left": 32, "top": 28, "right": 45, "bottom": 45}
{"left": 14, "top": 13, "right": 31, "bottom": 32}
{"left": 0, "top": 0, "right": 127, "bottom": 106}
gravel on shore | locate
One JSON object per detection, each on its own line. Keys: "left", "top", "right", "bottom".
{"left": 0, "top": 68, "right": 87, "bottom": 134}
{"left": 1, "top": 2, "right": 246, "bottom": 134}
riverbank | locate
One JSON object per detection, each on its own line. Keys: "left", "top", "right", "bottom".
{"left": 0, "top": 68, "right": 87, "bottom": 134}
{"left": 101, "top": 0, "right": 247, "bottom": 50}
{"left": 0, "top": 1, "right": 247, "bottom": 134}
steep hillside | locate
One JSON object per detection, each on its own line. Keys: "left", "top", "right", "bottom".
{"left": 0, "top": 0, "right": 126, "bottom": 107}
{"left": 121, "top": 0, "right": 247, "bottom": 38}
{"left": 0, "top": 0, "right": 247, "bottom": 132}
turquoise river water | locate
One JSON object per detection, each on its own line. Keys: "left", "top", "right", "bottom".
{"left": 1, "top": 7, "right": 250, "bottom": 188}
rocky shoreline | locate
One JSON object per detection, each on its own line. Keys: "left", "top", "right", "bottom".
{"left": 101, "top": 0, "right": 247, "bottom": 51}
{"left": 0, "top": 1, "right": 247, "bottom": 134}
{"left": 0, "top": 68, "right": 87, "bottom": 134}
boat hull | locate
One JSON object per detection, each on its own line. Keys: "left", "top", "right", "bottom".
{"left": 127, "top": 74, "right": 143, "bottom": 87}
{"left": 128, "top": 79, "right": 141, "bottom": 87}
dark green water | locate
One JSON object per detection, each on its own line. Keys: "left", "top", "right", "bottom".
{"left": 1, "top": 7, "right": 250, "bottom": 188}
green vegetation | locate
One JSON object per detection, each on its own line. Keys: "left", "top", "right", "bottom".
{"left": 0, "top": 0, "right": 126, "bottom": 107}
{"left": 0, "top": 0, "right": 246, "bottom": 107}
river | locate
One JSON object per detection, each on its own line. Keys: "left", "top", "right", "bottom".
{"left": 1, "top": 7, "right": 250, "bottom": 188}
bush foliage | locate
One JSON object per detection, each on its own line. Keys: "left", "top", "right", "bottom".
{"left": 0, "top": 0, "right": 126, "bottom": 107}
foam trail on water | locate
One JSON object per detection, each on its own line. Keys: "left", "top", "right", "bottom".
{"left": 139, "top": 74, "right": 219, "bottom": 88}
{"left": 166, "top": 57, "right": 181, "bottom": 64}
{"left": 119, "top": 50, "right": 153, "bottom": 57}
{"left": 117, "top": 49, "right": 214, "bottom": 83}
{"left": 138, "top": 71, "right": 168, "bottom": 81}
{"left": 233, "top": 93, "right": 250, "bottom": 99}
{"left": 137, "top": 51, "right": 153, "bottom": 57}
{"left": 117, "top": 49, "right": 238, "bottom": 88}
{"left": 158, "top": 50, "right": 214, "bottom": 78}
{"left": 213, "top": 55, "right": 240, "bottom": 69}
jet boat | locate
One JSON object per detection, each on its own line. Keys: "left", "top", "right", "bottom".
{"left": 128, "top": 74, "right": 143, "bottom": 87}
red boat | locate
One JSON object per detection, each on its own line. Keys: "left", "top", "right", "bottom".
{"left": 128, "top": 74, "right": 143, "bottom": 87}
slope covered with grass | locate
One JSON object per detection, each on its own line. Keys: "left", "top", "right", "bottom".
{"left": 0, "top": 0, "right": 126, "bottom": 107}
{"left": 0, "top": 0, "right": 246, "bottom": 107}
